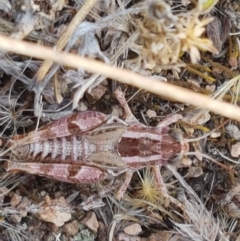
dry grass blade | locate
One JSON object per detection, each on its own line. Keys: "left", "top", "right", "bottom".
{"left": 0, "top": 220, "right": 29, "bottom": 241}
{"left": 0, "top": 173, "right": 28, "bottom": 241}
{"left": 0, "top": 35, "right": 240, "bottom": 120}
{"left": 212, "top": 74, "right": 240, "bottom": 105}
{"left": 36, "top": 0, "right": 99, "bottom": 82}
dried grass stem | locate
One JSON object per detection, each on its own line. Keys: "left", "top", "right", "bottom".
{"left": 0, "top": 35, "right": 240, "bottom": 121}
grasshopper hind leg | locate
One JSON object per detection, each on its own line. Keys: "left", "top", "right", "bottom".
{"left": 153, "top": 165, "right": 185, "bottom": 211}
{"left": 115, "top": 170, "right": 134, "bottom": 200}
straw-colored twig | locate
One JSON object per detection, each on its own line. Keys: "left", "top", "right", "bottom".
{"left": 36, "top": 0, "right": 99, "bottom": 82}
{"left": 1, "top": 35, "right": 240, "bottom": 121}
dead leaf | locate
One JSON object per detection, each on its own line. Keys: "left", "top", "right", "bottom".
{"left": 36, "top": 195, "right": 72, "bottom": 227}
{"left": 206, "top": 15, "right": 230, "bottom": 52}
{"left": 183, "top": 108, "right": 211, "bottom": 125}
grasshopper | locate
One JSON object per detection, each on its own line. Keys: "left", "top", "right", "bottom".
{"left": 3, "top": 89, "right": 189, "bottom": 208}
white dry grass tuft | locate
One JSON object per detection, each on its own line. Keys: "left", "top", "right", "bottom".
{"left": 0, "top": 173, "right": 28, "bottom": 241}
{"left": 0, "top": 220, "right": 29, "bottom": 241}
{"left": 168, "top": 165, "right": 229, "bottom": 241}
{"left": 173, "top": 192, "right": 220, "bottom": 241}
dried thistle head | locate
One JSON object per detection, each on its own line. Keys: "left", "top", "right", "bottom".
{"left": 133, "top": 0, "right": 218, "bottom": 71}
{"left": 176, "top": 15, "right": 218, "bottom": 63}
{"left": 135, "top": 167, "right": 163, "bottom": 205}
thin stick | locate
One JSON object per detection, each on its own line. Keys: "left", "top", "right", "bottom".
{"left": 1, "top": 36, "right": 240, "bottom": 121}
{"left": 36, "top": 0, "right": 99, "bottom": 82}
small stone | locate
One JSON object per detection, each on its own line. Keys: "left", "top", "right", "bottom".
{"left": 210, "top": 131, "right": 221, "bottom": 138}
{"left": 63, "top": 220, "right": 79, "bottom": 236}
{"left": 0, "top": 186, "right": 10, "bottom": 196}
{"left": 181, "top": 0, "right": 190, "bottom": 6}
{"left": 10, "top": 214, "right": 22, "bottom": 223}
{"left": 180, "top": 156, "right": 192, "bottom": 167}
{"left": 17, "top": 197, "right": 31, "bottom": 217}
{"left": 49, "top": 223, "right": 59, "bottom": 234}
{"left": 0, "top": 187, "right": 10, "bottom": 203}
{"left": 147, "top": 231, "right": 172, "bottom": 241}
{"left": 86, "top": 83, "right": 107, "bottom": 104}
{"left": 111, "top": 105, "right": 123, "bottom": 118}
{"left": 40, "top": 191, "right": 47, "bottom": 197}
{"left": 11, "top": 193, "right": 22, "bottom": 207}
{"left": 206, "top": 84, "right": 216, "bottom": 92}
{"left": 78, "top": 101, "right": 88, "bottom": 111}
{"left": 146, "top": 109, "right": 157, "bottom": 118}
{"left": 124, "top": 223, "right": 142, "bottom": 236}
{"left": 54, "top": 191, "right": 62, "bottom": 199}
{"left": 44, "top": 232, "right": 57, "bottom": 241}
{"left": 188, "top": 167, "right": 203, "bottom": 178}
{"left": 227, "top": 125, "right": 240, "bottom": 140}
{"left": 117, "top": 232, "right": 141, "bottom": 241}
{"left": 231, "top": 142, "right": 240, "bottom": 158}
{"left": 81, "top": 211, "right": 99, "bottom": 232}
{"left": 27, "top": 218, "right": 42, "bottom": 231}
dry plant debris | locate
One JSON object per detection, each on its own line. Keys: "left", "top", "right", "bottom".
{"left": 1, "top": 0, "right": 240, "bottom": 240}
{"left": 35, "top": 195, "right": 72, "bottom": 227}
